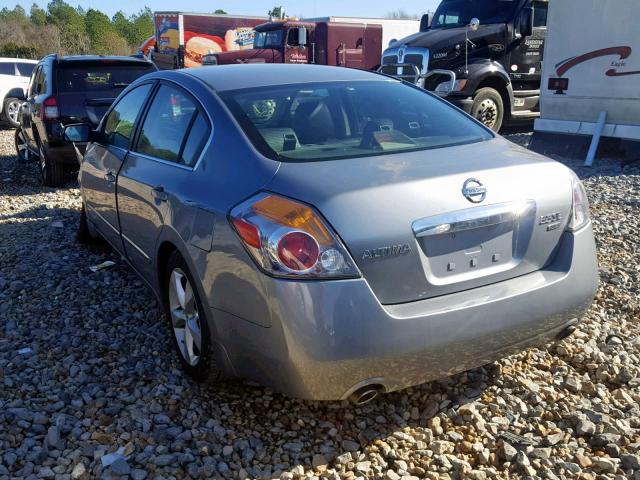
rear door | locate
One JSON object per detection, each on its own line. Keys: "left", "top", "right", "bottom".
{"left": 55, "top": 60, "right": 156, "bottom": 127}
{"left": 117, "top": 82, "right": 211, "bottom": 279}
{"left": 81, "top": 83, "right": 154, "bottom": 250}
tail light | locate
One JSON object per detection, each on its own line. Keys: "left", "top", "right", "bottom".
{"left": 229, "top": 193, "right": 360, "bottom": 279}
{"left": 43, "top": 96, "right": 59, "bottom": 120}
{"left": 567, "top": 177, "right": 590, "bottom": 232}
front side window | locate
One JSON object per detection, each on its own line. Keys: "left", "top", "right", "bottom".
{"left": 253, "top": 29, "right": 284, "bottom": 49}
{"left": 135, "top": 84, "right": 208, "bottom": 165}
{"left": 533, "top": 1, "right": 548, "bottom": 27}
{"left": 220, "top": 80, "right": 492, "bottom": 162}
{"left": 103, "top": 83, "right": 152, "bottom": 149}
{"left": 432, "top": 0, "right": 518, "bottom": 28}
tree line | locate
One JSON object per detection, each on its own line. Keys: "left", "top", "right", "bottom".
{"left": 0, "top": 1, "right": 154, "bottom": 59}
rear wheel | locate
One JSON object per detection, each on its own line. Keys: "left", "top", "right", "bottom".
{"left": 14, "top": 128, "right": 32, "bottom": 163}
{"left": 471, "top": 87, "right": 504, "bottom": 132}
{"left": 38, "top": 140, "right": 65, "bottom": 187}
{"left": 164, "top": 252, "right": 223, "bottom": 384}
{"left": 3, "top": 97, "right": 21, "bottom": 128}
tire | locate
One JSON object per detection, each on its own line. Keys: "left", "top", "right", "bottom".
{"left": 2, "top": 97, "right": 22, "bottom": 128}
{"left": 38, "top": 139, "right": 65, "bottom": 187}
{"left": 163, "top": 251, "right": 223, "bottom": 384}
{"left": 77, "top": 203, "right": 99, "bottom": 244}
{"left": 470, "top": 87, "right": 504, "bottom": 132}
{"left": 14, "top": 128, "right": 33, "bottom": 163}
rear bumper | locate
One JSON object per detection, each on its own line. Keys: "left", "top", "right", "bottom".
{"left": 212, "top": 224, "right": 598, "bottom": 400}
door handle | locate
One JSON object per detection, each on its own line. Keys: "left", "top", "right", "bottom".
{"left": 152, "top": 185, "right": 169, "bottom": 202}
{"left": 104, "top": 172, "right": 116, "bottom": 184}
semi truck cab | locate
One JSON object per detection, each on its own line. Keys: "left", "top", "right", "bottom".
{"left": 381, "top": 0, "right": 548, "bottom": 131}
{"left": 203, "top": 20, "right": 382, "bottom": 70}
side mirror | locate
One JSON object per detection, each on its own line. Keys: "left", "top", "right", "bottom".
{"left": 519, "top": 7, "right": 533, "bottom": 37}
{"left": 298, "top": 27, "right": 307, "bottom": 46}
{"left": 469, "top": 18, "right": 480, "bottom": 32}
{"left": 62, "top": 123, "right": 91, "bottom": 143}
{"left": 388, "top": 38, "right": 398, "bottom": 47}
{"left": 419, "top": 14, "right": 431, "bottom": 32}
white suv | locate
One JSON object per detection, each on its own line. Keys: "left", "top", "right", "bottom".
{"left": 0, "top": 57, "right": 37, "bottom": 128}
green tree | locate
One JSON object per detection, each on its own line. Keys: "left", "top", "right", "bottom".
{"left": 214, "top": 9, "right": 227, "bottom": 14}
{"left": 85, "top": 8, "right": 117, "bottom": 53}
{"left": 0, "top": 5, "right": 28, "bottom": 23}
{"left": 112, "top": 11, "right": 131, "bottom": 40}
{"left": 268, "top": 6, "right": 285, "bottom": 19}
{"left": 30, "top": 3, "right": 47, "bottom": 26}
{"left": 128, "top": 8, "right": 154, "bottom": 47}
{"left": 46, "top": 0, "right": 90, "bottom": 54}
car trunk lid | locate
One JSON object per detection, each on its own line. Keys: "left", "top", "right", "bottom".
{"left": 265, "top": 138, "right": 574, "bottom": 304}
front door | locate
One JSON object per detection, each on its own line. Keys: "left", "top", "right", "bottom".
{"left": 509, "top": 1, "right": 548, "bottom": 89}
{"left": 284, "top": 28, "right": 310, "bottom": 64}
{"left": 117, "top": 83, "right": 210, "bottom": 280}
{"left": 81, "top": 83, "right": 153, "bottom": 250}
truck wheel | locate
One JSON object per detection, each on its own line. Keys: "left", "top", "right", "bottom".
{"left": 164, "top": 251, "right": 224, "bottom": 384}
{"left": 471, "top": 88, "right": 504, "bottom": 132}
{"left": 38, "top": 140, "right": 65, "bottom": 187}
{"left": 2, "top": 97, "right": 22, "bottom": 128}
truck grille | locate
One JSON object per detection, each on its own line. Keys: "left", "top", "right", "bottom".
{"left": 382, "top": 55, "right": 398, "bottom": 65}
{"left": 404, "top": 54, "right": 424, "bottom": 72}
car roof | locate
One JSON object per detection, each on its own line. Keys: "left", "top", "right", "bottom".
{"left": 181, "top": 64, "right": 396, "bottom": 92}
{"left": 0, "top": 57, "right": 37, "bottom": 63}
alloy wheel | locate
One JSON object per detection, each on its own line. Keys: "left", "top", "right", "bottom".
{"left": 168, "top": 268, "right": 202, "bottom": 366}
{"left": 476, "top": 98, "right": 499, "bottom": 129}
{"left": 15, "top": 129, "right": 30, "bottom": 162}
{"left": 6, "top": 99, "right": 20, "bottom": 124}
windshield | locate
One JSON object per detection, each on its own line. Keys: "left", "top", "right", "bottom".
{"left": 432, "top": 0, "right": 518, "bottom": 28}
{"left": 253, "top": 29, "right": 284, "bottom": 49}
{"left": 220, "top": 81, "right": 492, "bottom": 162}
{"left": 56, "top": 63, "right": 155, "bottom": 93}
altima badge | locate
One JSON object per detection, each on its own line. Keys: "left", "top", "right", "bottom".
{"left": 362, "top": 244, "right": 411, "bottom": 261}
{"left": 462, "top": 178, "right": 487, "bottom": 203}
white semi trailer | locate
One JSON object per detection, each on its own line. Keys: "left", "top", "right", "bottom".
{"left": 534, "top": 0, "right": 640, "bottom": 143}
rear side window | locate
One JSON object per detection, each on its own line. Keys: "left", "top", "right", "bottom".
{"left": 56, "top": 63, "right": 155, "bottom": 93}
{"left": 17, "top": 62, "right": 36, "bottom": 77}
{"left": 0, "top": 63, "right": 16, "bottom": 75}
{"left": 103, "top": 83, "right": 152, "bottom": 149}
{"left": 135, "top": 84, "right": 209, "bottom": 166}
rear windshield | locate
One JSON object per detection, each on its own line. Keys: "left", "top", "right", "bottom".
{"left": 56, "top": 63, "right": 155, "bottom": 93}
{"left": 220, "top": 80, "right": 492, "bottom": 162}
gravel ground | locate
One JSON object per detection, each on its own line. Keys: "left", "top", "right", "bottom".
{"left": 1, "top": 125, "right": 639, "bottom": 480}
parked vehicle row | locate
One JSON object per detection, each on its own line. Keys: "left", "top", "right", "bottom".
{"left": 14, "top": 54, "right": 156, "bottom": 186}
{"left": 60, "top": 64, "right": 598, "bottom": 402}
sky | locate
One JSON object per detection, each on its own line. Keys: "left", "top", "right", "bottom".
{"left": 9, "top": 0, "right": 441, "bottom": 19}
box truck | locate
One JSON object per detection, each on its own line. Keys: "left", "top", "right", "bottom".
{"left": 151, "top": 12, "right": 268, "bottom": 69}
{"left": 380, "top": 0, "right": 549, "bottom": 132}
{"left": 534, "top": 0, "right": 640, "bottom": 143}
{"left": 202, "top": 19, "right": 382, "bottom": 70}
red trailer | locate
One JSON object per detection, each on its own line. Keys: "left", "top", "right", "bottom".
{"left": 151, "top": 12, "right": 268, "bottom": 69}
{"left": 203, "top": 20, "right": 383, "bottom": 70}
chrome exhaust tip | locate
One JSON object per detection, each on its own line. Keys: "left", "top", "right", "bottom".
{"left": 348, "top": 385, "right": 382, "bottom": 405}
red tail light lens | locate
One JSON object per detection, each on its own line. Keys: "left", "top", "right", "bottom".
{"left": 229, "top": 193, "right": 359, "bottom": 279}
{"left": 232, "top": 218, "right": 261, "bottom": 248}
{"left": 43, "top": 96, "right": 59, "bottom": 120}
{"left": 277, "top": 231, "right": 319, "bottom": 271}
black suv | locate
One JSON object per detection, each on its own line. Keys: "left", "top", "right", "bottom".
{"left": 15, "top": 55, "right": 156, "bottom": 186}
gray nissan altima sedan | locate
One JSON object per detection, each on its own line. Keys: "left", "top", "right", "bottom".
{"left": 66, "top": 64, "right": 598, "bottom": 402}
